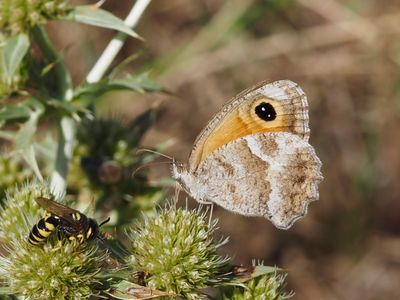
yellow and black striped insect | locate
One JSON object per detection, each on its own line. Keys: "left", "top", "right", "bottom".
{"left": 28, "top": 197, "right": 109, "bottom": 246}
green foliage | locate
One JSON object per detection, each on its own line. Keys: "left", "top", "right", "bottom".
{"left": 0, "top": 0, "right": 69, "bottom": 34}
{"left": 63, "top": 5, "right": 141, "bottom": 39}
{"left": 0, "top": 33, "right": 29, "bottom": 96}
{"left": 0, "top": 154, "right": 33, "bottom": 198}
{"left": 127, "top": 207, "right": 229, "bottom": 298}
{"left": 0, "top": 241, "right": 108, "bottom": 299}
{"left": 0, "top": 181, "right": 51, "bottom": 244}
{"left": 68, "top": 113, "right": 164, "bottom": 227}
{"left": 221, "top": 272, "right": 292, "bottom": 300}
{"left": 0, "top": 1, "right": 293, "bottom": 299}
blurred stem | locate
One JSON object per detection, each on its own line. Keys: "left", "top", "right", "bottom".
{"left": 49, "top": 0, "right": 152, "bottom": 195}
{"left": 31, "top": 25, "right": 75, "bottom": 196}
{"left": 31, "top": 25, "right": 74, "bottom": 100}
{"left": 51, "top": 116, "right": 76, "bottom": 196}
{"left": 86, "top": 0, "right": 152, "bottom": 83}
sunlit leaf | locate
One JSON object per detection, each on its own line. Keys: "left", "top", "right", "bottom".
{"left": 109, "top": 73, "right": 162, "bottom": 93}
{"left": 63, "top": 6, "right": 141, "bottom": 39}
{"left": 109, "top": 51, "right": 143, "bottom": 78}
{"left": 46, "top": 99, "right": 90, "bottom": 117}
{"left": 75, "top": 72, "right": 163, "bottom": 99}
{"left": 219, "top": 265, "right": 278, "bottom": 287}
{"left": 18, "top": 146, "right": 43, "bottom": 181}
{"left": 106, "top": 280, "right": 174, "bottom": 299}
{"left": 0, "top": 130, "right": 15, "bottom": 141}
{"left": 0, "top": 286, "right": 13, "bottom": 294}
{"left": 0, "top": 97, "right": 45, "bottom": 122}
{"left": 0, "top": 104, "right": 31, "bottom": 121}
{"left": 1, "top": 33, "right": 30, "bottom": 80}
{"left": 243, "top": 265, "right": 277, "bottom": 281}
{"left": 14, "top": 98, "right": 45, "bottom": 181}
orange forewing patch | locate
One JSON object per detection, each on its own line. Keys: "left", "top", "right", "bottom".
{"left": 192, "top": 97, "right": 294, "bottom": 168}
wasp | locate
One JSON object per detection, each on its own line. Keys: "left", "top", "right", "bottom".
{"left": 28, "top": 197, "right": 109, "bottom": 246}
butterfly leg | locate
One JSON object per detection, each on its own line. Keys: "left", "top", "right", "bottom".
{"left": 174, "top": 182, "right": 182, "bottom": 207}
{"left": 207, "top": 202, "right": 214, "bottom": 227}
{"left": 195, "top": 199, "right": 214, "bottom": 226}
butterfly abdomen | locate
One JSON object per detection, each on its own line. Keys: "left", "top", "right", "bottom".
{"left": 28, "top": 214, "right": 61, "bottom": 245}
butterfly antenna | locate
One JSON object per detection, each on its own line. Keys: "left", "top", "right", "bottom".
{"left": 131, "top": 161, "right": 181, "bottom": 178}
{"left": 132, "top": 148, "right": 184, "bottom": 178}
{"left": 136, "top": 148, "right": 174, "bottom": 161}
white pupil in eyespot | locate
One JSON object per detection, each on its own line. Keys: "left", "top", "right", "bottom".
{"left": 261, "top": 106, "right": 271, "bottom": 116}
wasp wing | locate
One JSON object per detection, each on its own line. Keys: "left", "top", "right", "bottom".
{"left": 35, "top": 197, "right": 85, "bottom": 231}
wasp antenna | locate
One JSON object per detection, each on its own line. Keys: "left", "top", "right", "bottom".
{"left": 136, "top": 148, "right": 174, "bottom": 161}
{"left": 99, "top": 217, "right": 111, "bottom": 227}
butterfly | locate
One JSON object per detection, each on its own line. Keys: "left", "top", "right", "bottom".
{"left": 172, "top": 80, "right": 323, "bottom": 229}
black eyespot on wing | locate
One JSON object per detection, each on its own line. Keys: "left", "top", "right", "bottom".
{"left": 255, "top": 102, "right": 276, "bottom": 121}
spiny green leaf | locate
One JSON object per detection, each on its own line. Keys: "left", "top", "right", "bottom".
{"left": 109, "top": 52, "right": 143, "bottom": 78}
{"left": 1, "top": 34, "right": 30, "bottom": 80}
{"left": 109, "top": 73, "right": 163, "bottom": 93}
{"left": 107, "top": 280, "right": 174, "bottom": 299}
{"left": 0, "top": 104, "right": 31, "bottom": 121}
{"left": 0, "top": 286, "right": 13, "bottom": 295}
{"left": 18, "top": 146, "right": 43, "bottom": 181}
{"left": 75, "top": 73, "right": 162, "bottom": 99}
{"left": 220, "top": 265, "right": 279, "bottom": 287}
{"left": 63, "top": 6, "right": 141, "bottom": 39}
{"left": 14, "top": 98, "right": 45, "bottom": 180}
{"left": 46, "top": 99, "right": 90, "bottom": 117}
{"left": 0, "top": 130, "right": 15, "bottom": 141}
{"left": 249, "top": 265, "right": 278, "bottom": 281}
{"left": 0, "top": 97, "right": 45, "bottom": 122}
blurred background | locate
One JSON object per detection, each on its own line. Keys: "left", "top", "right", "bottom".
{"left": 55, "top": 0, "right": 400, "bottom": 299}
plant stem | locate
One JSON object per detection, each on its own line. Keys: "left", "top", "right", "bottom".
{"left": 51, "top": 116, "right": 76, "bottom": 196}
{"left": 32, "top": 25, "right": 75, "bottom": 196}
{"left": 31, "top": 25, "right": 73, "bottom": 100}
{"left": 49, "top": 0, "right": 152, "bottom": 195}
{"left": 86, "top": 0, "right": 152, "bottom": 83}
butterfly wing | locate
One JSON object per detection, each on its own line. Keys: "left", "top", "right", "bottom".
{"left": 175, "top": 132, "right": 322, "bottom": 229}
{"left": 188, "top": 80, "right": 309, "bottom": 172}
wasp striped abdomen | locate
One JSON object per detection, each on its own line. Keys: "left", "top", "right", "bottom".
{"left": 28, "top": 197, "right": 110, "bottom": 246}
{"left": 28, "top": 215, "right": 61, "bottom": 245}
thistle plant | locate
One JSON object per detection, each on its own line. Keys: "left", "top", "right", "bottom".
{"left": 127, "top": 207, "right": 229, "bottom": 298}
{"left": 220, "top": 272, "right": 292, "bottom": 300}
{"left": 0, "top": 0, "right": 69, "bottom": 34}
{"left": 0, "top": 241, "right": 108, "bottom": 300}
{"left": 0, "top": 153, "right": 33, "bottom": 198}
{"left": 0, "top": 180, "right": 51, "bottom": 244}
{"left": 0, "top": 181, "right": 111, "bottom": 299}
{"left": 68, "top": 114, "right": 164, "bottom": 227}
{"left": 0, "top": 0, "right": 293, "bottom": 298}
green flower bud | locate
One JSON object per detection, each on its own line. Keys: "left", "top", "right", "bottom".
{"left": 0, "top": 240, "right": 108, "bottom": 299}
{"left": 0, "top": 154, "right": 33, "bottom": 198}
{"left": 0, "top": 180, "right": 51, "bottom": 244}
{"left": 0, "top": 0, "right": 70, "bottom": 34}
{"left": 0, "top": 180, "right": 112, "bottom": 299}
{"left": 126, "top": 207, "right": 229, "bottom": 298}
{"left": 221, "top": 272, "right": 292, "bottom": 300}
